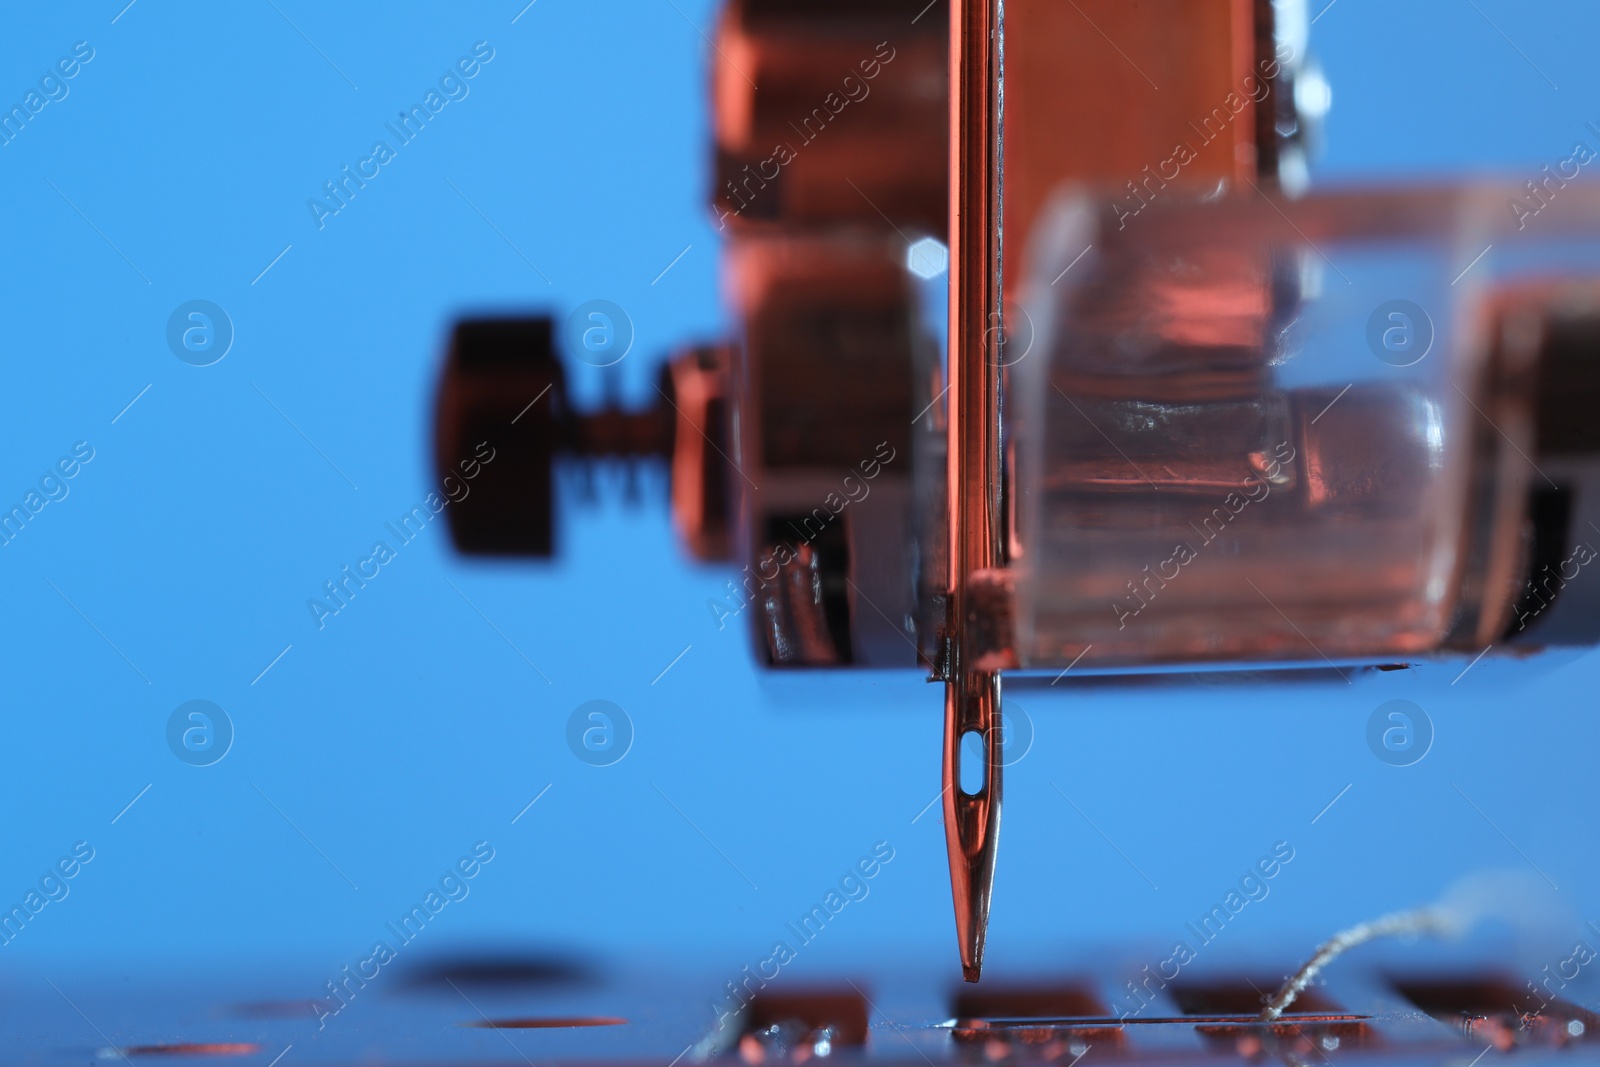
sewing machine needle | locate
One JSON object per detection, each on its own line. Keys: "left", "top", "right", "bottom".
{"left": 943, "top": 670, "right": 1002, "bottom": 982}
{"left": 945, "top": 0, "right": 1004, "bottom": 984}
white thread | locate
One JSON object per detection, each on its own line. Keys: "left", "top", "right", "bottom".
{"left": 1259, "top": 908, "right": 1451, "bottom": 1020}
{"left": 1260, "top": 870, "right": 1560, "bottom": 1021}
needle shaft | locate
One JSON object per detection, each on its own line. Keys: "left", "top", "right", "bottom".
{"left": 945, "top": 0, "right": 1005, "bottom": 983}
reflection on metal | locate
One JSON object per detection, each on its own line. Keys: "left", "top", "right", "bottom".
{"left": 943, "top": 0, "right": 1005, "bottom": 985}
{"left": 35, "top": 952, "right": 1600, "bottom": 1064}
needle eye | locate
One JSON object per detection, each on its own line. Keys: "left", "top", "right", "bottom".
{"left": 958, "top": 730, "right": 988, "bottom": 796}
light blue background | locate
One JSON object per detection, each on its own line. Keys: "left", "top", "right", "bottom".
{"left": 0, "top": 0, "right": 1596, "bottom": 1004}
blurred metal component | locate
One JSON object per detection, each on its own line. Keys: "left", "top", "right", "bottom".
{"left": 1487, "top": 283, "right": 1600, "bottom": 648}
{"left": 711, "top": 0, "right": 947, "bottom": 234}
{"left": 726, "top": 233, "right": 927, "bottom": 669}
{"left": 741, "top": 989, "right": 868, "bottom": 1055}
{"left": 1264, "top": 0, "right": 1331, "bottom": 195}
{"left": 1003, "top": 0, "right": 1305, "bottom": 296}
{"left": 30, "top": 949, "right": 1600, "bottom": 1064}
{"left": 1010, "top": 186, "right": 1600, "bottom": 671}
{"left": 758, "top": 541, "right": 845, "bottom": 666}
{"left": 666, "top": 344, "right": 736, "bottom": 562}
{"left": 434, "top": 317, "right": 673, "bottom": 558}
{"left": 435, "top": 318, "right": 567, "bottom": 557}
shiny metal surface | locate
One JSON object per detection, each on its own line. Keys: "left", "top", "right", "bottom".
{"left": 1010, "top": 185, "right": 1600, "bottom": 672}
{"left": 943, "top": 0, "right": 1006, "bottom": 985}
{"left": 16, "top": 944, "right": 1600, "bottom": 1066}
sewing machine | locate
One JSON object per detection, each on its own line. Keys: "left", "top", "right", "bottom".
{"left": 13, "top": 1, "right": 1600, "bottom": 1064}
{"left": 435, "top": 0, "right": 1600, "bottom": 996}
